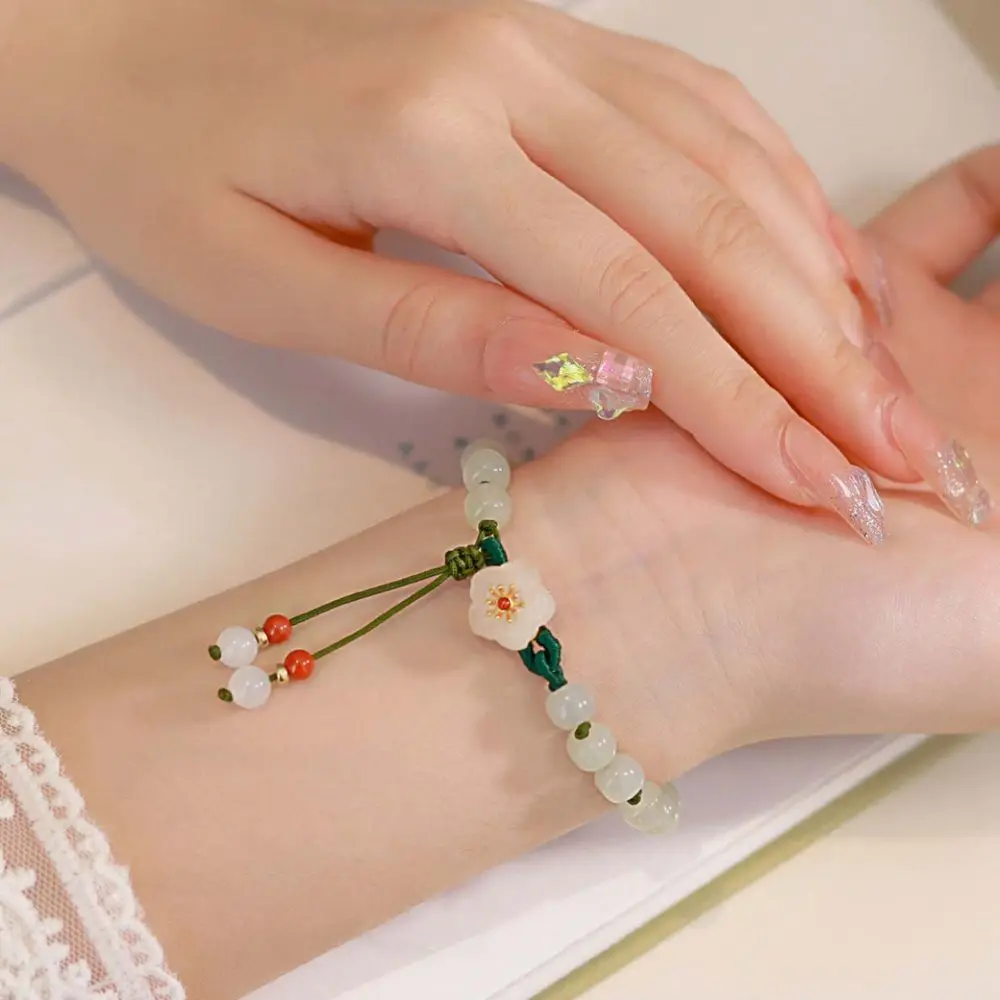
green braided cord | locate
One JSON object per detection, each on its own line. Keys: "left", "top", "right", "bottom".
{"left": 312, "top": 573, "right": 450, "bottom": 660}
{"left": 290, "top": 566, "right": 448, "bottom": 626}
{"left": 518, "top": 626, "right": 566, "bottom": 691}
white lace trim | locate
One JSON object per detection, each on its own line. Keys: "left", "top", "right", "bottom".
{"left": 0, "top": 676, "right": 185, "bottom": 1000}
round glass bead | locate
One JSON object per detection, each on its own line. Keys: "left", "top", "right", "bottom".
{"left": 227, "top": 665, "right": 272, "bottom": 709}
{"left": 462, "top": 447, "right": 511, "bottom": 492}
{"left": 216, "top": 626, "right": 259, "bottom": 668}
{"left": 595, "top": 753, "right": 645, "bottom": 804}
{"left": 566, "top": 722, "right": 617, "bottom": 772}
{"left": 464, "top": 484, "right": 512, "bottom": 529}
{"left": 461, "top": 438, "right": 506, "bottom": 468}
{"left": 545, "top": 682, "right": 595, "bottom": 731}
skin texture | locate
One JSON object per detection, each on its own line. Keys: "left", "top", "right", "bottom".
{"left": 14, "top": 148, "right": 1000, "bottom": 999}
{"left": 0, "top": 0, "right": 975, "bottom": 532}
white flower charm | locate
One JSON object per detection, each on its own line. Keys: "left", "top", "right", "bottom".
{"left": 469, "top": 560, "right": 556, "bottom": 651}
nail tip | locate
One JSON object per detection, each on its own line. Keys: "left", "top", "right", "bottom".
{"left": 830, "top": 467, "right": 887, "bottom": 547}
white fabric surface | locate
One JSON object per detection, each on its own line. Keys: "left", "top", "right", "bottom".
{"left": 0, "top": 679, "right": 182, "bottom": 999}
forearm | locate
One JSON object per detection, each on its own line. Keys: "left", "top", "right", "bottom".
{"left": 0, "top": 0, "right": 33, "bottom": 168}
{"left": 16, "top": 456, "right": 628, "bottom": 998}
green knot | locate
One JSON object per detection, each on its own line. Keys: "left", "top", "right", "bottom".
{"left": 208, "top": 644, "right": 222, "bottom": 661}
{"left": 445, "top": 545, "right": 486, "bottom": 580}
{"left": 518, "top": 627, "right": 566, "bottom": 691}
{"left": 217, "top": 687, "right": 233, "bottom": 702}
{"left": 476, "top": 520, "right": 508, "bottom": 566}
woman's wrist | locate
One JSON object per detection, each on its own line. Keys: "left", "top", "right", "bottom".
{"left": 15, "top": 435, "right": 708, "bottom": 998}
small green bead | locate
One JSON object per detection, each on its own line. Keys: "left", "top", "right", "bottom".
{"left": 217, "top": 688, "right": 233, "bottom": 702}
{"left": 208, "top": 644, "right": 222, "bottom": 661}
{"left": 573, "top": 721, "right": 592, "bottom": 741}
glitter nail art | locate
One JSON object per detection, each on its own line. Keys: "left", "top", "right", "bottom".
{"left": 929, "top": 441, "right": 993, "bottom": 528}
{"left": 829, "top": 467, "right": 886, "bottom": 546}
{"left": 533, "top": 350, "right": 653, "bottom": 420}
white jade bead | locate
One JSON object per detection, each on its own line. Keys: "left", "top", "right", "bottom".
{"left": 545, "top": 682, "right": 595, "bottom": 730}
{"left": 216, "top": 626, "right": 259, "bottom": 668}
{"left": 228, "top": 665, "right": 272, "bottom": 709}
{"left": 461, "top": 438, "right": 506, "bottom": 467}
{"left": 462, "top": 448, "right": 511, "bottom": 491}
{"left": 566, "top": 722, "right": 617, "bottom": 772}
{"left": 620, "top": 781, "right": 680, "bottom": 834}
{"left": 644, "top": 782, "right": 681, "bottom": 834}
{"left": 618, "top": 780, "right": 662, "bottom": 832}
{"left": 595, "top": 753, "right": 645, "bottom": 804}
{"left": 464, "top": 484, "right": 512, "bottom": 529}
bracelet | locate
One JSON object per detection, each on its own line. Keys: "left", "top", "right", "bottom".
{"left": 206, "top": 440, "right": 679, "bottom": 835}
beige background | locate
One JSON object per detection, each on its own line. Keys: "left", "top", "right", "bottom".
{"left": 942, "top": 0, "right": 1000, "bottom": 78}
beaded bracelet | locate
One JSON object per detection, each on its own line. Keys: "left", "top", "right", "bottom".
{"left": 206, "top": 440, "right": 679, "bottom": 835}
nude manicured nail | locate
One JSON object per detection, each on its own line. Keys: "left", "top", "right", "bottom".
{"left": 886, "top": 394, "right": 993, "bottom": 527}
{"left": 829, "top": 214, "right": 894, "bottom": 329}
{"left": 864, "top": 340, "right": 911, "bottom": 393}
{"left": 781, "top": 420, "right": 886, "bottom": 546}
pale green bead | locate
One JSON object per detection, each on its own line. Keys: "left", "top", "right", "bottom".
{"left": 545, "top": 683, "right": 595, "bottom": 731}
{"left": 645, "top": 782, "right": 681, "bottom": 834}
{"left": 620, "top": 781, "right": 681, "bottom": 834}
{"left": 595, "top": 753, "right": 644, "bottom": 804}
{"left": 462, "top": 448, "right": 511, "bottom": 491}
{"left": 464, "top": 484, "right": 512, "bottom": 529}
{"left": 461, "top": 438, "right": 506, "bottom": 467}
{"left": 566, "top": 722, "right": 617, "bottom": 772}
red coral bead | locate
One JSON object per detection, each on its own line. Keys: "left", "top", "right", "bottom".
{"left": 284, "top": 648, "right": 315, "bottom": 681}
{"left": 262, "top": 614, "right": 293, "bottom": 645}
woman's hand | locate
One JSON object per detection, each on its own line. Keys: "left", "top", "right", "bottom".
{"left": 559, "top": 146, "right": 1000, "bottom": 774}
{"left": 3, "top": 0, "right": 980, "bottom": 541}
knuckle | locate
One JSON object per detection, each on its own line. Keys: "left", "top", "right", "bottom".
{"left": 442, "top": 7, "right": 535, "bottom": 63}
{"left": 712, "top": 368, "right": 785, "bottom": 421}
{"left": 594, "top": 245, "right": 677, "bottom": 331}
{"left": 827, "top": 327, "right": 865, "bottom": 381}
{"left": 691, "top": 193, "right": 764, "bottom": 262}
{"left": 381, "top": 280, "right": 452, "bottom": 383}
{"left": 719, "top": 130, "right": 772, "bottom": 185}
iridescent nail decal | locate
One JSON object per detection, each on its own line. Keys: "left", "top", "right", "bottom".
{"left": 829, "top": 467, "right": 886, "bottom": 546}
{"left": 533, "top": 349, "right": 653, "bottom": 420}
{"left": 929, "top": 440, "right": 993, "bottom": 528}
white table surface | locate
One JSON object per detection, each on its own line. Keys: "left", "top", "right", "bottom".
{"left": 3, "top": 0, "right": 1000, "bottom": 997}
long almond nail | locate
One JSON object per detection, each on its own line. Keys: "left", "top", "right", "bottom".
{"left": 886, "top": 394, "right": 993, "bottom": 527}
{"left": 782, "top": 420, "right": 886, "bottom": 546}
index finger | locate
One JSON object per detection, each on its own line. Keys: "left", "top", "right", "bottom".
{"left": 867, "top": 144, "right": 1000, "bottom": 281}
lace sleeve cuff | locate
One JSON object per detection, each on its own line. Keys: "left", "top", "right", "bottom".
{"left": 0, "top": 676, "right": 185, "bottom": 999}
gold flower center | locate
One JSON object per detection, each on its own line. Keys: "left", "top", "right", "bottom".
{"left": 486, "top": 584, "right": 523, "bottom": 623}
